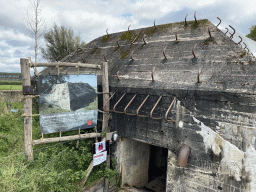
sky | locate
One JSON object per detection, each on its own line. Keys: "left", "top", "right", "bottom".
{"left": 1, "top": 0, "right": 256, "bottom": 76}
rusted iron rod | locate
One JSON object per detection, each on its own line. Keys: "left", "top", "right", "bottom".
{"left": 116, "top": 71, "right": 120, "bottom": 80}
{"left": 208, "top": 27, "right": 211, "bottom": 38}
{"left": 229, "top": 25, "right": 235, "bottom": 39}
{"left": 154, "top": 20, "right": 156, "bottom": 29}
{"left": 103, "top": 92, "right": 116, "bottom": 112}
{"left": 151, "top": 67, "right": 155, "bottom": 82}
{"left": 143, "top": 34, "right": 147, "bottom": 44}
{"left": 130, "top": 50, "right": 134, "bottom": 60}
{"left": 150, "top": 96, "right": 162, "bottom": 120}
{"left": 224, "top": 28, "right": 229, "bottom": 35}
{"left": 165, "top": 97, "right": 176, "bottom": 122}
{"left": 192, "top": 44, "right": 197, "bottom": 58}
{"left": 194, "top": 11, "right": 197, "bottom": 23}
{"left": 216, "top": 17, "right": 221, "bottom": 27}
{"left": 163, "top": 47, "right": 167, "bottom": 59}
{"left": 113, "top": 93, "right": 126, "bottom": 113}
{"left": 124, "top": 94, "right": 137, "bottom": 115}
{"left": 128, "top": 25, "right": 131, "bottom": 32}
{"left": 243, "top": 42, "right": 247, "bottom": 49}
{"left": 136, "top": 94, "right": 150, "bottom": 117}
{"left": 104, "top": 54, "right": 108, "bottom": 62}
{"left": 185, "top": 14, "right": 188, "bottom": 26}
{"left": 238, "top": 36, "right": 242, "bottom": 45}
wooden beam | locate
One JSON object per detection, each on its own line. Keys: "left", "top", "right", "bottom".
{"left": 20, "top": 58, "right": 33, "bottom": 161}
{"left": 102, "top": 62, "right": 110, "bottom": 192}
{"left": 30, "top": 62, "right": 101, "bottom": 69}
{"left": 81, "top": 160, "right": 94, "bottom": 186}
{"left": 33, "top": 132, "right": 101, "bottom": 145}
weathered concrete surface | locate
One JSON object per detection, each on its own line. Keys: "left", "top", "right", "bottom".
{"left": 119, "top": 138, "right": 150, "bottom": 188}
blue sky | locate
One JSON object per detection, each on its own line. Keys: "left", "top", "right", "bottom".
{"left": 1, "top": 0, "right": 256, "bottom": 75}
{"left": 65, "top": 75, "right": 97, "bottom": 88}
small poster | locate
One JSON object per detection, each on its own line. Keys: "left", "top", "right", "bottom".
{"left": 95, "top": 141, "right": 106, "bottom": 154}
{"left": 93, "top": 151, "right": 107, "bottom": 166}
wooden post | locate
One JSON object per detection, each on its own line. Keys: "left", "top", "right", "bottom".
{"left": 102, "top": 62, "right": 110, "bottom": 192}
{"left": 20, "top": 58, "right": 33, "bottom": 161}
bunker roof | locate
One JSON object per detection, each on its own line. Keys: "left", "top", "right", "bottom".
{"left": 38, "top": 19, "right": 256, "bottom": 97}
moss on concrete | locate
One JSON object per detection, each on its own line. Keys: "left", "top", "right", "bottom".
{"left": 101, "top": 34, "right": 111, "bottom": 43}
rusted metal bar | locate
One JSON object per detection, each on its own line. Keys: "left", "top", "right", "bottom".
{"left": 143, "top": 34, "right": 147, "bottom": 44}
{"left": 216, "top": 17, "right": 221, "bottom": 27}
{"left": 106, "top": 29, "right": 108, "bottom": 35}
{"left": 243, "top": 42, "right": 247, "bottom": 49}
{"left": 81, "top": 54, "right": 85, "bottom": 63}
{"left": 103, "top": 92, "right": 116, "bottom": 112}
{"left": 128, "top": 25, "right": 131, "bottom": 32}
{"left": 224, "top": 27, "right": 229, "bottom": 35}
{"left": 104, "top": 54, "right": 108, "bottom": 62}
{"left": 192, "top": 44, "right": 197, "bottom": 58}
{"left": 113, "top": 93, "right": 126, "bottom": 113}
{"left": 163, "top": 47, "right": 167, "bottom": 59}
{"left": 247, "top": 48, "right": 250, "bottom": 53}
{"left": 229, "top": 32, "right": 233, "bottom": 39}
{"left": 175, "top": 33, "right": 178, "bottom": 42}
{"left": 194, "top": 11, "right": 197, "bottom": 23}
{"left": 238, "top": 36, "right": 242, "bottom": 45}
{"left": 68, "top": 55, "right": 72, "bottom": 62}
{"left": 154, "top": 20, "right": 156, "bottom": 29}
{"left": 117, "top": 40, "right": 120, "bottom": 47}
{"left": 165, "top": 97, "right": 176, "bottom": 122}
{"left": 208, "top": 27, "right": 211, "bottom": 38}
{"left": 94, "top": 43, "right": 98, "bottom": 48}
{"left": 136, "top": 94, "right": 150, "bottom": 117}
{"left": 124, "top": 94, "right": 137, "bottom": 115}
{"left": 116, "top": 71, "right": 120, "bottom": 80}
{"left": 197, "top": 68, "right": 201, "bottom": 83}
{"left": 185, "top": 14, "right": 188, "bottom": 26}
{"left": 130, "top": 50, "right": 134, "bottom": 60}
{"left": 48, "top": 68, "right": 52, "bottom": 75}
{"left": 150, "top": 96, "right": 162, "bottom": 120}
{"left": 151, "top": 67, "right": 155, "bottom": 82}
{"left": 229, "top": 25, "right": 235, "bottom": 39}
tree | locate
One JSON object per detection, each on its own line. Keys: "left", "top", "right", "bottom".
{"left": 246, "top": 25, "right": 256, "bottom": 41}
{"left": 26, "top": 0, "right": 45, "bottom": 64}
{"left": 41, "top": 24, "right": 86, "bottom": 62}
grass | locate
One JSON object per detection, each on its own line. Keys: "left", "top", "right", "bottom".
{"left": 0, "top": 85, "right": 22, "bottom": 90}
{"left": 101, "top": 35, "right": 111, "bottom": 43}
{"left": 0, "top": 99, "right": 119, "bottom": 192}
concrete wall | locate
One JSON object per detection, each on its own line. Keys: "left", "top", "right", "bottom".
{"left": 0, "top": 90, "right": 23, "bottom": 103}
{"left": 118, "top": 138, "right": 150, "bottom": 188}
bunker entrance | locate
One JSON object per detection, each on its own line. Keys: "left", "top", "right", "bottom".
{"left": 144, "top": 145, "right": 168, "bottom": 192}
{"left": 120, "top": 138, "right": 167, "bottom": 192}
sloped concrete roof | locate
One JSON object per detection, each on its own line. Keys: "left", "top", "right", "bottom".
{"left": 39, "top": 19, "right": 256, "bottom": 96}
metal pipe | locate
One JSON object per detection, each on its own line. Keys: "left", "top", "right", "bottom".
{"left": 103, "top": 92, "right": 116, "bottom": 112}
{"left": 113, "top": 93, "right": 126, "bottom": 113}
{"left": 165, "top": 97, "right": 176, "bottom": 122}
{"left": 124, "top": 94, "right": 137, "bottom": 115}
{"left": 150, "top": 96, "right": 163, "bottom": 120}
{"left": 216, "top": 17, "right": 221, "bottom": 27}
{"left": 177, "top": 145, "right": 190, "bottom": 167}
{"left": 136, "top": 94, "right": 150, "bottom": 117}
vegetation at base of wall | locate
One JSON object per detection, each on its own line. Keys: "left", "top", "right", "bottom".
{"left": 0, "top": 85, "right": 22, "bottom": 90}
{"left": 101, "top": 35, "right": 111, "bottom": 43}
{"left": 240, "top": 51, "right": 247, "bottom": 58}
{"left": 119, "top": 31, "right": 135, "bottom": 43}
{"left": 0, "top": 81, "right": 22, "bottom": 85}
{"left": 0, "top": 100, "right": 118, "bottom": 192}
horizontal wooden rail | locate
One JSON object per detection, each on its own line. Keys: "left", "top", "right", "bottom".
{"left": 33, "top": 132, "right": 101, "bottom": 145}
{"left": 30, "top": 62, "right": 101, "bottom": 69}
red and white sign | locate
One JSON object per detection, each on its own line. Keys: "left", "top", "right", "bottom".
{"left": 95, "top": 141, "right": 106, "bottom": 154}
{"left": 93, "top": 151, "right": 107, "bottom": 166}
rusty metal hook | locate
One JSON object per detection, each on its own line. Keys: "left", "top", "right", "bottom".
{"left": 216, "top": 17, "right": 221, "bottom": 27}
{"left": 68, "top": 55, "right": 72, "bottom": 62}
{"left": 81, "top": 54, "right": 85, "bottom": 63}
{"left": 124, "top": 93, "right": 137, "bottom": 115}
{"left": 117, "top": 40, "right": 120, "bottom": 47}
{"left": 106, "top": 29, "right": 108, "bottom": 35}
{"left": 150, "top": 96, "right": 163, "bottom": 120}
{"left": 229, "top": 32, "right": 233, "bottom": 39}
{"left": 185, "top": 14, "right": 188, "bottom": 26}
{"left": 163, "top": 47, "right": 167, "bottom": 59}
{"left": 229, "top": 25, "right": 235, "bottom": 39}
{"left": 175, "top": 33, "right": 178, "bottom": 42}
{"left": 224, "top": 28, "right": 229, "bottom": 35}
{"left": 243, "top": 42, "right": 247, "bottom": 49}
{"left": 151, "top": 67, "right": 155, "bottom": 82}
{"left": 208, "top": 27, "right": 211, "bottom": 38}
{"left": 247, "top": 48, "right": 250, "bottom": 53}
{"left": 104, "top": 54, "right": 108, "bottom": 62}
{"left": 197, "top": 68, "right": 201, "bottom": 83}
{"left": 165, "top": 97, "right": 176, "bottom": 122}
{"left": 136, "top": 94, "right": 150, "bottom": 117}
{"left": 194, "top": 11, "right": 197, "bottom": 23}
{"left": 65, "top": 69, "right": 70, "bottom": 75}
{"left": 154, "top": 20, "right": 157, "bottom": 29}
{"left": 143, "top": 34, "right": 147, "bottom": 44}
{"left": 192, "top": 44, "right": 197, "bottom": 58}
{"left": 238, "top": 36, "right": 242, "bottom": 45}
{"left": 128, "top": 25, "right": 131, "bottom": 32}
{"left": 103, "top": 92, "right": 116, "bottom": 112}
{"left": 116, "top": 71, "right": 120, "bottom": 80}
{"left": 113, "top": 93, "right": 126, "bottom": 113}
{"left": 130, "top": 50, "right": 134, "bottom": 60}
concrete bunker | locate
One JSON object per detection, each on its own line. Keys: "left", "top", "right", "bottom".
{"left": 120, "top": 138, "right": 168, "bottom": 192}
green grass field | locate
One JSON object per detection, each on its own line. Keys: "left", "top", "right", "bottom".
{"left": 0, "top": 85, "right": 22, "bottom": 90}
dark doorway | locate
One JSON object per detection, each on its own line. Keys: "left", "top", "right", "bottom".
{"left": 144, "top": 145, "right": 168, "bottom": 192}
